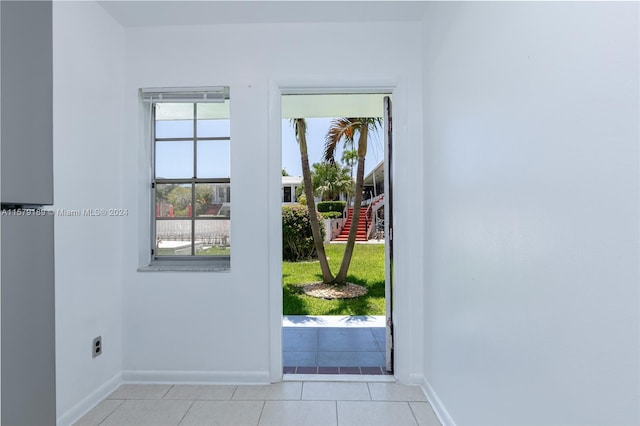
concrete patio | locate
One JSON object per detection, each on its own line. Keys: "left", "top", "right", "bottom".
{"left": 282, "top": 316, "right": 389, "bottom": 375}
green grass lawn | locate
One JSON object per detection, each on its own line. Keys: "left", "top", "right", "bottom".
{"left": 198, "top": 246, "right": 230, "bottom": 255}
{"left": 283, "top": 243, "right": 385, "bottom": 316}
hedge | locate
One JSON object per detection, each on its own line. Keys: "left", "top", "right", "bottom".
{"left": 282, "top": 205, "right": 325, "bottom": 261}
{"left": 316, "top": 201, "right": 346, "bottom": 214}
{"left": 320, "top": 211, "right": 342, "bottom": 219}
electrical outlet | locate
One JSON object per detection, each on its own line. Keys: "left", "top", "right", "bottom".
{"left": 92, "top": 336, "right": 102, "bottom": 358}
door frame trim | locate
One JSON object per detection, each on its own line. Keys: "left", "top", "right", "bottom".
{"left": 267, "top": 77, "right": 403, "bottom": 383}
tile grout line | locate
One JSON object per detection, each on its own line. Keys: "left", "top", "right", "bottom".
{"left": 96, "top": 399, "right": 125, "bottom": 426}
{"left": 161, "top": 384, "right": 174, "bottom": 399}
{"left": 176, "top": 400, "right": 196, "bottom": 426}
{"left": 407, "top": 401, "right": 420, "bottom": 426}
{"left": 230, "top": 385, "right": 239, "bottom": 400}
{"left": 255, "top": 400, "right": 266, "bottom": 426}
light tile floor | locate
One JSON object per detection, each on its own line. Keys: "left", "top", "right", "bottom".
{"left": 74, "top": 382, "right": 441, "bottom": 426}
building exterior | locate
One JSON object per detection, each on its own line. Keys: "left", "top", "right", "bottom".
{"left": 281, "top": 176, "right": 302, "bottom": 204}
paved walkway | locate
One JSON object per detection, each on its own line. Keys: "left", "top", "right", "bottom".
{"left": 283, "top": 316, "right": 388, "bottom": 375}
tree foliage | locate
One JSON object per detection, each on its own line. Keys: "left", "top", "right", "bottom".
{"left": 324, "top": 117, "right": 382, "bottom": 285}
{"left": 156, "top": 184, "right": 223, "bottom": 217}
{"left": 287, "top": 116, "right": 382, "bottom": 287}
{"left": 311, "top": 162, "right": 353, "bottom": 201}
{"left": 282, "top": 205, "right": 326, "bottom": 261}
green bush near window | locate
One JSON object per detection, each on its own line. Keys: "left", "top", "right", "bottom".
{"left": 317, "top": 201, "right": 346, "bottom": 215}
{"left": 282, "top": 205, "right": 325, "bottom": 262}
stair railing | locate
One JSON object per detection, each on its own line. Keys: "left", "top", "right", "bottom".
{"left": 365, "top": 203, "right": 374, "bottom": 240}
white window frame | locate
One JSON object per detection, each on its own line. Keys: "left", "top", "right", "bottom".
{"left": 142, "top": 87, "right": 231, "bottom": 270}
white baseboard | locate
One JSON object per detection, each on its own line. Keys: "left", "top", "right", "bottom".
{"left": 57, "top": 372, "right": 122, "bottom": 426}
{"left": 418, "top": 375, "right": 456, "bottom": 426}
{"left": 121, "top": 369, "right": 271, "bottom": 384}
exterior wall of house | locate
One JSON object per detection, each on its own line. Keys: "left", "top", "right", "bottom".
{"left": 121, "top": 20, "right": 424, "bottom": 385}
{"left": 53, "top": 2, "right": 125, "bottom": 424}
{"left": 421, "top": 2, "right": 639, "bottom": 424}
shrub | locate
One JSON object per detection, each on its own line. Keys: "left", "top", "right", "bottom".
{"left": 321, "top": 211, "right": 342, "bottom": 219}
{"left": 297, "top": 194, "right": 306, "bottom": 205}
{"left": 317, "top": 201, "right": 346, "bottom": 215}
{"left": 282, "top": 205, "right": 325, "bottom": 261}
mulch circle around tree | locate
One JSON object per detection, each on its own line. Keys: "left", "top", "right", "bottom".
{"left": 302, "top": 282, "right": 368, "bottom": 300}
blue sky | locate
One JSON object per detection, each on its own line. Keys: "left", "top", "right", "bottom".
{"left": 154, "top": 117, "right": 384, "bottom": 179}
{"left": 281, "top": 117, "right": 384, "bottom": 178}
{"left": 155, "top": 119, "right": 231, "bottom": 178}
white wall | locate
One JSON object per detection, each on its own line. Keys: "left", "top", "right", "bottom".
{"left": 121, "top": 21, "right": 425, "bottom": 383}
{"left": 422, "top": 2, "right": 639, "bottom": 425}
{"left": 53, "top": 2, "right": 124, "bottom": 424}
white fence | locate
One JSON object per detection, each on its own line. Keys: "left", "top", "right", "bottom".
{"left": 156, "top": 220, "right": 230, "bottom": 246}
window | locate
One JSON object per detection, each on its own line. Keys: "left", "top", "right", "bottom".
{"left": 144, "top": 87, "right": 230, "bottom": 267}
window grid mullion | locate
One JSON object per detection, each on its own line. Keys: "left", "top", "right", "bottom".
{"left": 192, "top": 103, "right": 197, "bottom": 256}
{"left": 151, "top": 103, "right": 158, "bottom": 258}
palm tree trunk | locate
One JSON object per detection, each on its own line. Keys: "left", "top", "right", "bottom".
{"left": 295, "top": 120, "right": 334, "bottom": 283}
{"left": 334, "top": 126, "right": 368, "bottom": 285}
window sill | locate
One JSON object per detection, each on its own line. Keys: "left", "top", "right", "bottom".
{"left": 138, "top": 261, "right": 230, "bottom": 273}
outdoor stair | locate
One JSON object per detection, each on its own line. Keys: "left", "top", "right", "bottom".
{"left": 333, "top": 208, "right": 369, "bottom": 242}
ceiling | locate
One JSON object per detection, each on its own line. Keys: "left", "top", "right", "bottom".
{"left": 98, "top": 1, "right": 428, "bottom": 27}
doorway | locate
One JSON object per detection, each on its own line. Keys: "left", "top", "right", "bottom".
{"left": 279, "top": 93, "right": 394, "bottom": 376}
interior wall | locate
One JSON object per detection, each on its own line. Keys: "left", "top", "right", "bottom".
{"left": 121, "top": 20, "right": 424, "bottom": 383}
{"left": 421, "top": 2, "right": 639, "bottom": 425}
{"left": 53, "top": 2, "right": 125, "bottom": 423}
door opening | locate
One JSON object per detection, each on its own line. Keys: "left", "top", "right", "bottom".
{"left": 279, "top": 93, "right": 394, "bottom": 377}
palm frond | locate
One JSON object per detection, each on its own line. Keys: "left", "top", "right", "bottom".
{"left": 323, "top": 117, "right": 383, "bottom": 162}
{"left": 323, "top": 118, "right": 357, "bottom": 163}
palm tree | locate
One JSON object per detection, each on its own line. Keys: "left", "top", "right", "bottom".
{"left": 311, "top": 162, "right": 354, "bottom": 201}
{"left": 292, "top": 119, "right": 335, "bottom": 283}
{"left": 340, "top": 146, "right": 358, "bottom": 209}
{"left": 324, "top": 117, "right": 382, "bottom": 285}
{"left": 341, "top": 148, "right": 358, "bottom": 180}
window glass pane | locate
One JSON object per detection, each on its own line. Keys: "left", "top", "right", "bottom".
{"left": 197, "top": 119, "right": 230, "bottom": 138}
{"left": 197, "top": 101, "right": 230, "bottom": 137}
{"left": 195, "top": 220, "right": 230, "bottom": 256}
{"left": 196, "top": 140, "right": 230, "bottom": 178}
{"left": 156, "top": 103, "right": 194, "bottom": 120}
{"left": 156, "top": 120, "right": 193, "bottom": 138}
{"left": 197, "top": 101, "right": 230, "bottom": 120}
{"left": 155, "top": 183, "right": 193, "bottom": 218}
{"left": 155, "top": 220, "right": 192, "bottom": 256}
{"left": 155, "top": 141, "right": 193, "bottom": 178}
{"left": 155, "top": 103, "right": 193, "bottom": 138}
{"left": 195, "top": 183, "right": 230, "bottom": 217}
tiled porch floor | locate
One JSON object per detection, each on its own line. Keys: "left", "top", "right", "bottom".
{"left": 73, "top": 382, "right": 441, "bottom": 426}
{"left": 283, "top": 316, "right": 389, "bottom": 375}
